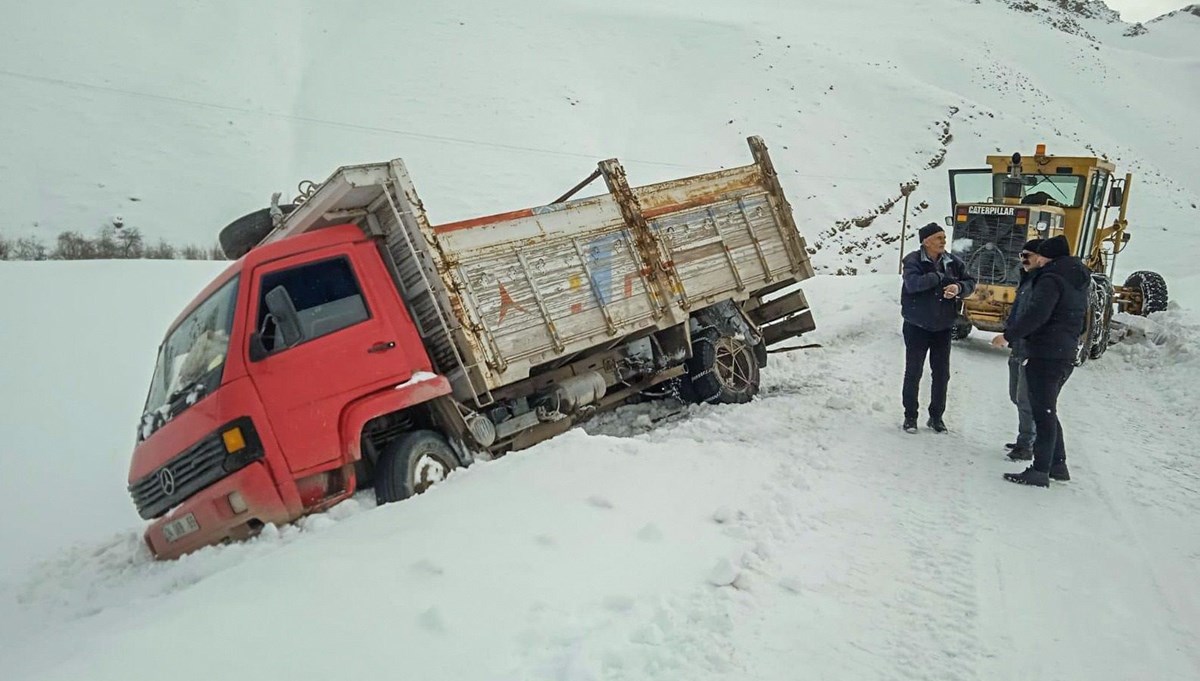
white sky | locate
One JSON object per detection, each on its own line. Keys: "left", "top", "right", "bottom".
{"left": 1104, "top": 0, "right": 1187, "bottom": 22}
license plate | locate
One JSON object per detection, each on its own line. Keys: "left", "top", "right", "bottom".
{"left": 162, "top": 513, "right": 200, "bottom": 543}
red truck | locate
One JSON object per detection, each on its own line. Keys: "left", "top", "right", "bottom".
{"left": 128, "top": 136, "right": 816, "bottom": 558}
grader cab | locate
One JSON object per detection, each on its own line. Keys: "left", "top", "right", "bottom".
{"left": 945, "top": 145, "right": 1167, "bottom": 364}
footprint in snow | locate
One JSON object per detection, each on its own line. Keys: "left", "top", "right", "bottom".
{"left": 637, "top": 523, "right": 664, "bottom": 542}
{"left": 712, "top": 506, "right": 735, "bottom": 524}
{"left": 418, "top": 607, "right": 446, "bottom": 633}
{"left": 603, "top": 594, "right": 635, "bottom": 612}
{"left": 410, "top": 558, "right": 445, "bottom": 577}
{"left": 708, "top": 558, "right": 739, "bottom": 587}
{"left": 586, "top": 495, "right": 614, "bottom": 509}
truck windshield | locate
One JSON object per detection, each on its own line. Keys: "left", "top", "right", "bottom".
{"left": 993, "top": 173, "right": 1085, "bottom": 208}
{"left": 141, "top": 276, "right": 240, "bottom": 435}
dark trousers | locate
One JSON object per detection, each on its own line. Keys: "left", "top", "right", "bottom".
{"left": 902, "top": 322, "right": 951, "bottom": 420}
{"left": 1024, "top": 358, "right": 1074, "bottom": 472}
{"left": 1007, "top": 356, "right": 1036, "bottom": 449}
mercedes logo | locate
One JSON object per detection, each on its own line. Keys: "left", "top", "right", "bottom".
{"left": 158, "top": 467, "right": 176, "bottom": 497}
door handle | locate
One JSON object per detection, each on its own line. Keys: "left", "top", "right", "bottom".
{"left": 368, "top": 341, "right": 397, "bottom": 354}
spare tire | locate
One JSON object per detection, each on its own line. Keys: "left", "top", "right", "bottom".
{"left": 1124, "top": 270, "right": 1168, "bottom": 316}
{"left": 219, "top": 203, "right": 295, "bottom": 260}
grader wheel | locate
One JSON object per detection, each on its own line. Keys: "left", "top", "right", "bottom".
{"left": 1088, "top": 278, "right": 1114, "bottom": 361}
{"left": 950, "top": 316, "right": 973, "bottom": 341}
{"left": 1124, "top": 271, "right": 1168, "bottom": 316}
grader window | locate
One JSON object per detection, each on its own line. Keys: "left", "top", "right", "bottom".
{"left": 993, "top": 174, "right": 1085, "bottom": 207}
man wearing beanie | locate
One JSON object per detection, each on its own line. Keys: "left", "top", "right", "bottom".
{"left": 1002, "top": 238, "right": 1045, "bottom": 461}
{"left": 900, "top": 222, "right": 977, "bottom": 434}
{"left": 991, "top": 234, "right": 1089, "bottom": 486}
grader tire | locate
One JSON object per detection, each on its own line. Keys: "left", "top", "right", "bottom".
{"left": 950, "top": 317, "right": 973, "bottom": 341}
{"left": 1088, "top": 280, "right": 1114, "bottom": 361}
{"left": 1124, "top": 271, "right": 1168, "bottom": 316}
{"left": 1073, "top": 287, "right": 1097, "bottom": 367}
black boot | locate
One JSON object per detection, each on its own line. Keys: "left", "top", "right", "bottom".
{"left": 903, "top": 416, "right": 918, "bottom": 434}
{"left": 1049, "top": 461, "right": 1070, "bottom": 481}
{"left": 1004, "top": 442, "right": 1018, "bottom": 450}
{"left": 1003, "top": 467, "right": 1049, "bottom": 487}
{"left": 926, "top": 417, "right": 948, "bottom": 433}
{"left": 1006, "top": 446, "right": 1033, "bottom": 461}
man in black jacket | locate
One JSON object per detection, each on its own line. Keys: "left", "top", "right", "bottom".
{"left": 900, "top": 223, "right": 977, "bottom": 434}
{"left": 991, "top": 235, "right": 1089, "bottom": 486}
{"left": 1003, "top": 238, "right": 1043, "bottom": 461}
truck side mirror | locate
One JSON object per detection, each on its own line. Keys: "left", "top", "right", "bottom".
{"left": 248, "top": 332, "right": 270, "bottom": 362}
{"left": 1108, "top": 186, "right": 1124, "bottom": 208}
{"left": 264, "top": 285, "right": 303, "bottom": 348}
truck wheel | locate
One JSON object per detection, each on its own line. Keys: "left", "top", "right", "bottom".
{"left": 950, "top": 317, "right": 973, "bottom": 341}
{"left": 1088, "top": 280, "right": 1114, "bottom": 360}
{"left": 374, "top": 430, "right": 457, "bottom": 505}
{"left": 685, "top": 329, "right": 760, "bottom": 404}
{"left": 219, "top": 204, "right": 295, "bottom": 260}
{"left": 1124, "top": 271, "right": 1168, "bottom": 315}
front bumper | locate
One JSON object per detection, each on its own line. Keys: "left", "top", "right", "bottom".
{"left": 144, "top": 462, "right": 293, "bottom": 560}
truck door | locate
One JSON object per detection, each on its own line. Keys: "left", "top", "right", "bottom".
{"left": 246, "top": 242, "right": 414, "bottom": 475}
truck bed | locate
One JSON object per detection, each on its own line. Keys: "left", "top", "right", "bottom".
{"left": 265, "top": 137, "right": 814, "bottom": 404}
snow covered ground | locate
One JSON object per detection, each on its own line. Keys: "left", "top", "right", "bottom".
{"left": 2, "top": 1, "right": 1199, "bottom": 679}
{"left": 2, "top": 266, "right": 1198, "bottom": 680}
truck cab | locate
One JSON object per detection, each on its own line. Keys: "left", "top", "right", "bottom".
{"left": 129, "top": 224, "right": 451, "bottom": 558}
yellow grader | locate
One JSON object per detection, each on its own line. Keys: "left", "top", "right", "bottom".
{"left": 944, "top": 145, "right": 1168, "bottom": 364}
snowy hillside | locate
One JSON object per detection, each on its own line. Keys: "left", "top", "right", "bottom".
{"left": 1, "top": 0, "right": 1197, "bottom": 276}
{"left": 1, "top": 1, "right": 1199, "bottom": 679}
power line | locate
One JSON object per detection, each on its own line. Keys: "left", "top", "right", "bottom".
{"left": 0, "top": 67, "right": 901, "bottom": 183}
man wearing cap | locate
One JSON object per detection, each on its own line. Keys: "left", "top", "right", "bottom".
{"left": 991, "top": 234, "right": 1089, "bottom": 486}
{"left": 1002, "top": 238, "right": 1044, "bottom": 461}
{"left": 900, "top": 222, "right": 977, "bottom": 434}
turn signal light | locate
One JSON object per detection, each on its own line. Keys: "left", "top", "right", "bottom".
{"left": 1035, "top": 143, "right": 1047, "bottom": 156}
{"left": 222, "top": 427, "right": 246, "bottom": 453}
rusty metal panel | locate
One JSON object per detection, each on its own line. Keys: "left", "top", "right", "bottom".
{"left": 450, "top": 221, "right": 663, "bottom": 379}
{"left": 649, "top": 192, "right": 794, "bottom": 303}
{"left": 275, "top": 137, "right": 815, "bottom": 400}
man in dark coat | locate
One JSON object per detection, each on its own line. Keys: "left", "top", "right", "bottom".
{"left": 900, "top": 222, "right": 977, "bottom": 434}
{"left": 991, "top": 235, "right": 1089, "bottom": 486}
{"left": 1003, "top": 238, "right": 1043, "bottom": 461}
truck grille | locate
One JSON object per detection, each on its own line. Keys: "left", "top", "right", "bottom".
{"left": 952, "top": 214, "right": 1024, "bottom": 286}
{"left": 129, "top": 434, "right": 230, "bottom": 520}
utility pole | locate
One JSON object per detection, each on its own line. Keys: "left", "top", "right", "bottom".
{"left": 897, "top": 181, "right": 919, "bottom": 274}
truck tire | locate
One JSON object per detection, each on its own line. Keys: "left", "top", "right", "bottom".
{"left": 1124, "top": 270, "right": 1168, "bottom": 315}
{"left": 374, "top": 430, "right": 457, "bottom": 505}
{"left": 219, "top": 204, "right": 295, "bottom": 260}
{"left": 1088, "top": 279, "right": 1114, "bottom": 361}
{"left": 950, "top": 317, "right": 973, "bottom": 341}
{"left": 684, "top": 329, "right": 760, "bottom": 404}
